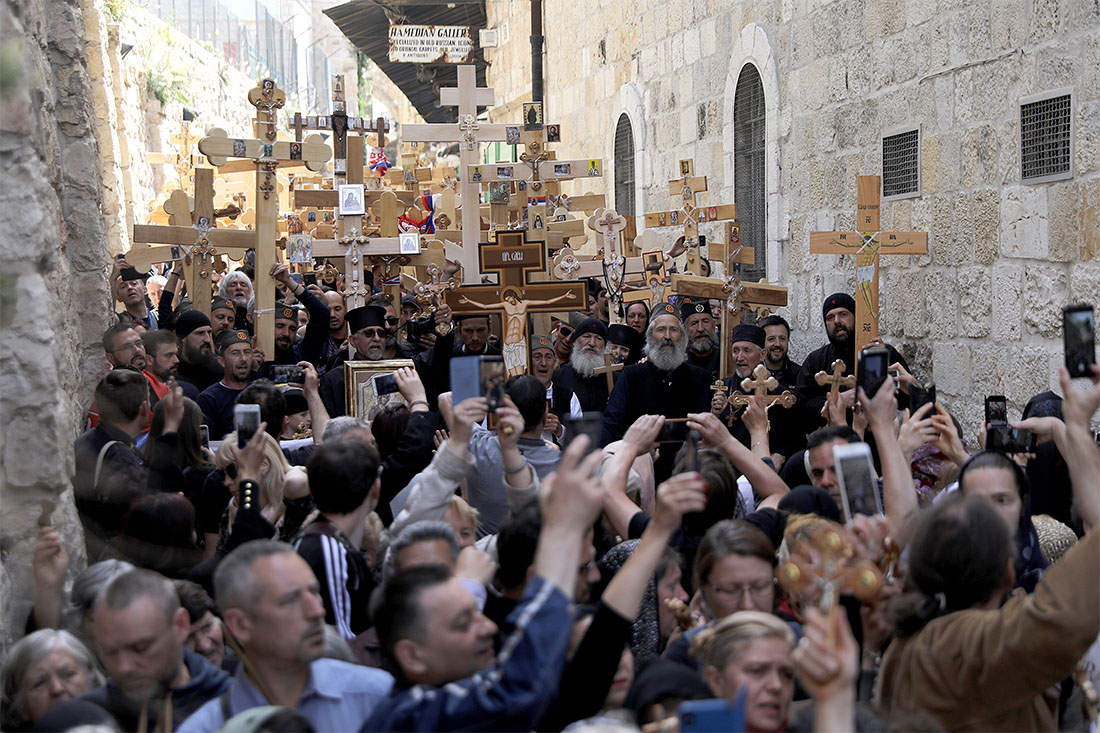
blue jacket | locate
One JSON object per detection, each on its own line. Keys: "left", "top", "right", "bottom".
{"left": 361, "top": 576, "right": 573, "bottom": 732}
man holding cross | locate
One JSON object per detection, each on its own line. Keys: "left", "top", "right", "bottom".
{"left": 794, "top": 292, "right": 910, "bottom": 427}
{"left": 551, "top": 318, "right": 612, "bottom": 418}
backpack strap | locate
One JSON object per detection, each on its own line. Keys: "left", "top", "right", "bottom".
{"left": 93, "top": 440, "right": 124, "bottom": 489}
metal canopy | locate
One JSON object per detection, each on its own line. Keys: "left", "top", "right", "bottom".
{"left": 323, "top": 0, "right": 490, "bottom": 125}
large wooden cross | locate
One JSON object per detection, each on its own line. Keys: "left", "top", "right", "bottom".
{"left": 643, "top": 159, "right": 737, "bottom": 275}
{"left": 443, "top": 230, "right": 586, "bottom": 376}
{"left": 129, "top": 167, "right": 255, "bottom": 317}
{"left": 197, "top": 79, "right": 330, "bottom": 355}
{"left": 402, "top": 65, "right": 512, "bottom": 281}
{"left": 712, "top": 363, "right": 796, "bottom": 428}
{"left": 593, "top": 352, "right": 624, "bottom": 391}
{"left": 809, "top": 175, "right": 928, "bottom": 354}
{"left": 815, "top": 359, "right": 856, "bottom": 401}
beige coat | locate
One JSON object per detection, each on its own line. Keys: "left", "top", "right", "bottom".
{"left": 877, "top": 529, "right": 1099, "bottom": 731}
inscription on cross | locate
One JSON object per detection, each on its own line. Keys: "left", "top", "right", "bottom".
{"left": 810, "top": 175, "right": 928, "bottom": 359}
{"left": 443, "top": 230, "right": 586, "bottom": 376}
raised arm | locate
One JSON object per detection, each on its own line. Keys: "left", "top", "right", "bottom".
{"left": 687, "top": 411, "right": 789, "bottom": 498}
{"left": 297, "top": 361, "right": 330, "bottom": 444}
{"left": 860, "top": 378, "right": 920, "bottom": 549}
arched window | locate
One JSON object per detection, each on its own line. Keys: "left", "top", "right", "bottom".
{"left": 734, "top": 64, "right": 765, "bottom": 281}
{"left": 613, "top": 113, "right": 636, "bottom": 215}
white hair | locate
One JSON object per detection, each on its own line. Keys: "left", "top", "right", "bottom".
{"left": 218, "top": 270, "right": 253, "bottom": 298}
{"left": 643, "top": 316, "right": 688, "bottom": 372}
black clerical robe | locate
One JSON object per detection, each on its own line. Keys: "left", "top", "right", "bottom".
{"left": 794, "top": 342, "right": 909, "bottom": 429}
{"left": 767, "top": 357, "right": 802, "bottom": 390}
{"left": 600, "top": 360, "right": 712, "bottom": 482}
{"left": 715, "top": 374, "right": 804, "bottom": 459}
{"left": 550, "top": 364, "right": 609, "bottom": 418}
{"left": 687, "top": 347, "right": 720, "bottom": 378}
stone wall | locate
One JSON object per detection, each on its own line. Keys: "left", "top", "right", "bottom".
{"left": 484, "top": 0, "right": 1100, "bottom": 441}
{"left": 0, "top": 0, "right": 112, "bottom": 645}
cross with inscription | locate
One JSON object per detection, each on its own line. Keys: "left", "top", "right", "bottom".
{"left": 197, "top": 79, "right": 331, "bottom": 356}
{"left": 810, "top": 175, "right": 928, "bottom": 356}
{"left": 643, "top": 159, "right": 738, "bottom": 275}
{"left": 443, "top": 230, "right": 586, "bottom": 376}
{"left": 402, "top": 65, "right": 513, "bottom": 281}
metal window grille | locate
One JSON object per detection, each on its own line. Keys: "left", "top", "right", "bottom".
{"left": 613, "top": 113, "right": 636, "bottom": 216}
{"left": 1020, "top": 90, "right": 1073, "bottom": 183}
{"left": 881, "top": 127, "right": 920, "bottom": 199}
{"left": 734, "top": 64, "right": 766, "bottom": 282}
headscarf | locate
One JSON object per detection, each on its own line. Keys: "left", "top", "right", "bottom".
{"left": 598, "top": 540, "right": 660, "bottom": 668}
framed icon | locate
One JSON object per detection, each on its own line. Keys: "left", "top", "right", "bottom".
{"left": 339, "top": 184, "right": 366, "bottom": 216}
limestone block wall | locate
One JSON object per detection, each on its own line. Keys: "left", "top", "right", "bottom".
{"left": 0, "top": 0, "right": 112, "bottom": 645}
{"left": 484, "top": 0, "right": 1100, "bottom": 440}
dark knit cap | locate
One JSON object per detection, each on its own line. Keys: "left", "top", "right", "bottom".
{"left": 729, "top": 324, "right": 765, "bottom": 348}
{"left": 175, "top": 310, "right": 211, "bottom": 338}
{"left": 283, "top": 388, "right": 308, "bottom": 415}
{"left": 822, "top": 292, "right": 856, "bottom": 321}
{"left": 573, "top": 317, "right": 609, "bottom": 342}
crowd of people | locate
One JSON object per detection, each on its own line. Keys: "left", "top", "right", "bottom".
{"left": 3, "top": 252, "right": 1098, "bottom": 733}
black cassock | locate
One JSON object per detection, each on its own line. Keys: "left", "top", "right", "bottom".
{"left": 550, "top": 363, "right": 610, "bottom": 418}
{"left": 794, "top": 341, "right": 909, "bottom": 429}
{"left": 600, "top": 360, "right": 712, "bottom": 482}
{"left": 714, "top": 375, "right": 805, "bottom": 459}
{"left": 687, "top": 347, "right": 720, "bottom": 379}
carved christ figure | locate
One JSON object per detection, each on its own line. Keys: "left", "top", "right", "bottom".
{"left": 459, "top": 286, "right": 577, "bottom": 375}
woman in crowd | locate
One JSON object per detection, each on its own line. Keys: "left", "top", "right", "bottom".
{"left": 1, "top": 629, "right": 103, "bottom": 730}
{"left": 624, "top": 300, "right": 650, "bottom": 335}
{"left": 144, "top": 396, "right": 215, "bottom": 504}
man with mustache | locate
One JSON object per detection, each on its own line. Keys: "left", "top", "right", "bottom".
{"left": 759, "top": 314, "right": 801, "bottom": 389}
{"left": 794, "top": 292, "right": 909, "bottom": 428}
{"left": 682, "top": 299, "right": 720, "bottom": 378}
{"left": 551, "top": 318, "right": 612, "bottom": 418}
{"left": 178, "top": 541, "right": 393, "bottom": 731}
{"left": 175, "top": 310, "right": 223, "bottom": 392}
{"left": 599, "top": 303, "right": 713, "bottom": 482}
{"left": 319, "top": 304, "right": 391, "bottom": 417}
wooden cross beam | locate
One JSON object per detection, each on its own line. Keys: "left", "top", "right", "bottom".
{"left": 593, "top": 351, "right": 624, "bottom": 391}
{"left": 443, "top": 230, "right": 586, "bottom": 376}
{"left": 197, "top": 78, "right": 331, "bottom": 356}
{"left": 130, "top": 167, "right": 255, "bottom": 317}
{"left": 643, "top": 159, "right": 737, "bottom": 275}
{"left": 809, "top": 175, "right": 928, "bottom": 357}
{"left": 402, "top": 65, "right": 512, "bottom": 281}
{"left": 728, "top": 364, "right": 797, "bottom": 409}
{"left": 814, "top": 359, "right": 856, "bottom": 401}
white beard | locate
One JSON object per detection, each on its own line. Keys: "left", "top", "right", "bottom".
{"left": 644, "top": 336, "right": 688, "bottom": 372}
{"left": 690, "top": 334, "right": 713, "bottom": 354}
{"left": 571, "top": 344, "right": 604, "bottom": 378}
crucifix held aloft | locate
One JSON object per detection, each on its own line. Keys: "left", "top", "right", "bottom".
{"left": 815, "top": 359, "right": 856, "bottom": 401}
{"left": 643, "top": 159, "right": 737, "bottom": 275}
{"left": 443, "top": 230, "right": 586, "bottom": 377}
{"left": 810, "top": 175, "right": 928, "bottom": 357}
{"left": 198, "top": 79, "right": 331, "bottom": 356}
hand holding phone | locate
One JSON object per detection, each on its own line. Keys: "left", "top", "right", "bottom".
{"left": 562, "top": 412, "right": 603, "bottom": 458}
{"left": 985, "top": 395, "right": 1008, "bottom": 426}
{"left": 234, "top": 404, "right": 261, "bottom": 449}
{"left": 859, "top": 348, "right": 889, "bottom": 399}
{"left": 1063, "top": 304, "right": 1096, "bottom": 378}
{"left": 833, "top": 442, "right": 882, "bottom": 523}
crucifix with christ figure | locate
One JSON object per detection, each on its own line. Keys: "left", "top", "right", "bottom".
{"left": 810, "top": 175, "right": 927, "bottom": 356}
{"left": 197, "top": 79, "right": 331, "bottom": 356}
{"left": 444, "top": 230, "right": 586, "bottom": 376}
{"left": 644, "top": 159, "right": 737, "bottom": 275}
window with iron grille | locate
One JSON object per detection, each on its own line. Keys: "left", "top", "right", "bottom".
{"left": 1020, "top": 89, "right": 1073, "bottom": 183}
{"left": 881, "top": 126, "right": 920, "bottom": 200}
{"left": 613, "top": 114, "right": 636, "bottom": 215}
{"left": 734, "top": 64, "right": 766, "bottom": 282}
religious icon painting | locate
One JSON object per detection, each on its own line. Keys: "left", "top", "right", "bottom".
{"left": 195, "top": 215, "right": 211, "bottom": 232}
{"left": 262, "top": 79, "right": 274, "bottom": 93}
{"left": 698, "top": 210, "right": 708, "bottom": 222}
{"left": 497, "top": 166, "right": 514, "bottom": 179}
{"left": 334, "top": 100, "right": 347, "bottom": 113}
{"left": 287, "top": 233, "right": 313, "bottom": 264}
{"left": 708, "top": 206, "right": 718, "bottom": 220}
{"left": 587, "top": 160, "right": 601, "bottom": 176}
{"left": 533, "top": 214, "right": 544, "bottom": 230}
{"left": 404, "top": 168, "right": 416, "bottom": 183}
{"left": 307, "top": 211, "right": 317, "bottom": 223}
{"left": 319, "top": 118, "right": 330, "bottom": 129}
{"left": 523, "top": 101, "right": 544, "bottom": 130}
{"left": 399, "top": 232, "right": 421, "bottom": 255}
{"left": 670, "top": 211, "right": 679, "bottom": 225}
{"left": 489, "top": 182, "right": 510, "bottom": 204}
{"left": 339, "top": 184, "right": 366, "bottom": 216}
{"left": 679, "top": 160, "right": 692, "bottom": 176}
{"left": 517, "top": 180, "right": 527, "bottom": 191}
{"left": 553, "top": 163, "right": 572, "bottom": 176}
{"left": 289, "top": 142, "right": 302, "bottom": 160}
{"left": 657, "top": 212, "right": 666, "bottom": 226}
{"left": 346, "top": 359, "right": 414, "bottom": 419}
{"left": 307, "top": 116, "right": 317, "bottom": 128}
{"left": 262, "top": 144, "right": 274, "bottom": 159}
{"left": 471, "top": 166, "right": 483, "bottom": 182}
{"left": 334, "top": 159, "right": 347, "bottom": 174}
{"left": 546, "top": 124, "right": 561, "bottom": 143}
{"left": 333, "top": 77, "right": 344, "bottom": 94}
{"left": 506, "top": 126, "right": 521, "bottom": 145}
{"left": 232, "top": 139, "right": 246, "bottom": 157}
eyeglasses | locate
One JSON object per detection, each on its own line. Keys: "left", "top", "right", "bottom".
{"left": 384, "top": 316, "right": 400, "bottom": 325}
{"left": 360, "top": 327, "right": 390, "bottom": 338}
{"left": 111, "top": 340, "right": 146, "bottom": 354}
{"left": 558, "top": 326, "right": 574, "bottom": 338}
{"left": 708, "top": 580, "right": 775, "bottom": 600}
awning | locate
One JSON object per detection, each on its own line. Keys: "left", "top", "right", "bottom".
{"left": 323, "top": 0, "right": 490, "bottom": 124}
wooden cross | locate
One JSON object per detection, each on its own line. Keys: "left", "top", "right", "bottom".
{"left": 130, "top": 167, "right": 255, "bottom": 318}
{"left": 727, "top": 364, "right": 797, "bottom": 410}
{"left": 289, "top": 75, "right": 388, "bottom": 165}
{"left": 814, "top": 359, "right": 856, "bottom": 402}
{"left": 402, "top": 65, "right": 513, "bottom": 281}
{"left": 197, "top": 79, "right": 331, "bottom": 356}
{"left": 643, "top": 159, "right": 737, "bottom": 275}
{"left": 809, "top": 175, "right": 928, "bottom": 356}
{"left": 593, "top": 352, "right": 624, "bottom": 391}
{"left": 442, "top": 230, "right": 586, "bottom": 376}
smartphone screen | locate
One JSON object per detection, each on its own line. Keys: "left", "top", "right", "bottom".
{"left": 479, "top": 356, "right": 506, "bottom": 411}
{"left": 1063, "top": 305, "right": 1096, "bottom": 378}
{"left": 450, "top": 356, "right": 481, "bottom": 405}
{"left": 910, "top": 382, "right": 936, "bottom": 414}
{"left": 199, "top": 424, "right": 210, "bottom": 449}
{"left": 562, "top": 411, "right": 603, "bottom": 458}
{"left": 858, "top": 348, "right": 889, "bottom": 398}
{"left": 985, "top": 395, "right": 1007, "bottom": 425}
{"left": 834, "top": 443, "right": 882, "bottom": 522}
{"left": 234, "top": 404, "right": 261, "bottom": 449}
{"left": 372, "top": 372, "right": 399, "bottom": 396}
